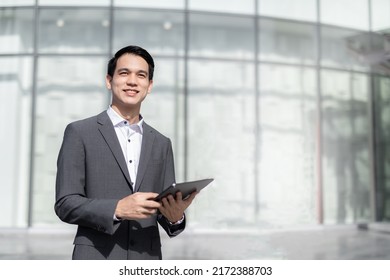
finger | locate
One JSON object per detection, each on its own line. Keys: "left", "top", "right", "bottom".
{"left": 143, "top": 200, "right": 161, "bottom": 209}
{"left": 161, "top": 197, "right": 169, "bottom": 208}
{"left": 184, "top": 191, "right": 197, "bottom": 204}
{"left": 138, "top": 192, "right": 159, "bottom": 200}
{"left": 167, "top": 194, "right": 176, "bottom": 204}
{"left": 162, "top": 195, "right": 175, "bottom": 207}
{"left": 175, "top": 192, "right": 183, "bottom": 201}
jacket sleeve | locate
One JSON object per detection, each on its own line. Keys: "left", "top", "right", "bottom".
{"left": 54, "top": 123, "right": 120, "bottom": 235}
{"left": 158, "top": 214, "right": 186, "bottom": 237}
{"left": 157, "top": 138, "right": 186, "bottom": 237}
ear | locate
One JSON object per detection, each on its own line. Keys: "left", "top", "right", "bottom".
{"left": 147, "top": 80, "right": 153, "bottom": 94}
{"left": 105, "top": 74, "right": 112, "bottom": 90}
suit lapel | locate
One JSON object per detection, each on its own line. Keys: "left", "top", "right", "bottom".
{"left": 97, "top": 111, "right": 133, "bottom": 188}
{"left": 134, "top": 122, "right": 155, "bottom": 192}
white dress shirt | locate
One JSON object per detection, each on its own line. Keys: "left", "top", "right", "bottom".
{"left": 107, "top": 106, "right": 143, "bottom": 188}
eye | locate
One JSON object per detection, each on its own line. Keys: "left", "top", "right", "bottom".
{"left": 138, "top": 73, "right": 147, "bottom": 78}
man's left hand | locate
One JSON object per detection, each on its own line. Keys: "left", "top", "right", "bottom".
{"left": 159, "top": 192, "right": 197, "bottom": 223}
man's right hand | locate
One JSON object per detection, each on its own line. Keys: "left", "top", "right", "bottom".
{"left": 115, "top": 192, "right": 162, "bottom": 220}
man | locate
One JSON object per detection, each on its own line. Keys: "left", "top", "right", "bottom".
{"left": 55, "top": 45, "right": 196, "bottom": 260}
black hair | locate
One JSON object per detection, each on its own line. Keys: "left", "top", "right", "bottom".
{"left": 107, "top": 45, "right": 155, "bottom": 80}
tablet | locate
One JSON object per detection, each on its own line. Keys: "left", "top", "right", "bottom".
{"left": 154, "top": 178, "right": 214, "bottom": 201}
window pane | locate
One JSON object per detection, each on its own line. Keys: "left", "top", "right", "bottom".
{"left": 189, "top": 0, "right": 255, "bottom": 14}
{"left": 189, "top": 13, "right": 254, "bottom": 60}
{"left": 32, "top": 56, "right": 108, "bottom": 226}
{"left": 367, "top": 33, "right": 390, "bottom": 76}
{"left": 373, "top": 75, "right": 390, "bottom": 221}
{"left": 0, "top": 56, "right": 32, "bottom": 227}
{"left": 113, "top": 10, "right": 184, "bottom": 56}
{"left": 114, "top": 0, "right": 184, "bottom": 9}
{"left": 259, "top": 18, "right": 317, "bottom": 65}
{"left": 321, "top": 0, "right": 369, "bottom": 30}
{"left": 188, "top": 60, "right": 256, "bottom": 228}
{"left": 259, "top": 0, "right": 317, "bottom": 22}
{"left": 0, "top": 0, "right": 34, "bottom": 6}
{"left": 0, "top": 8, "right": 34, "bottom": 54}
{"left": 38, "top": 8, "right": 110, "bottom": 54}
{"left": 372, "top": 0, "right": 390, "bottom": 31}
{"left": 39, "top": 0, "right": 109, "bottom": 5}
{"left": 141, "top": 58, "right": 186, "bottom": 181}
{"left": 321, "top": 70, "right": 371, "bottom": 224}
{"left": 258, "top": 64, "right": 318, "bottom": 226}
{"left": 321, "top": 26, "right": 370, "bottom": 72}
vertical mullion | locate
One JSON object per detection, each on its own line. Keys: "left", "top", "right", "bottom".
{"left": 316, "top": 0, "right": 324, "bottom": 224}
{"left": 107, "top": 0, "right": 114, "bottom": 106}
{"left": 183, "top": 0, "right": 189, "bottom": 181}
{"left": 27, "top": 0, "right": 39, "bottom": 228}
{"left": 367, "top": 0, "right": 378, "bottom": 222}
{"left": 254, "top": 0, "right": 260, "bottom": 221}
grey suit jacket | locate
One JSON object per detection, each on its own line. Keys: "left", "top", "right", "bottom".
{"left": 55, "top": 111, "right": 185, "bottom": 260}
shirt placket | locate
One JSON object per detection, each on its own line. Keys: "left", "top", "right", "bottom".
{"left": 125, "top": 125, "right": 136, "bottom": 185}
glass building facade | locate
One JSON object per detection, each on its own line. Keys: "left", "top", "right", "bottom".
{"left": 1, "top": 0, "right": 390, "bottom": 230}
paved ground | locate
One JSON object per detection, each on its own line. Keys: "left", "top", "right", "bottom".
{"left": 1, "top": 223, "right": 390, "bottom": 260}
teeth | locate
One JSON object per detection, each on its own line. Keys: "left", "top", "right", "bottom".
{"left": 125, "top": 89, "right": 137, "bottom": 93}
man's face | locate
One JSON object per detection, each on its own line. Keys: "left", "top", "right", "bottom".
{"left": 106, "top": 53, "right": 153, "bottom": 110}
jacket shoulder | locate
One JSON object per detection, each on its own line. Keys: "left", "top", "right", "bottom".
{"left": 66, "top": 111, "right": 107, "bottom": 130}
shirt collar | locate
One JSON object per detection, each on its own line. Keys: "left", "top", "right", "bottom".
{"left": 107, "top": 106, "right": 144, "bottom": 134}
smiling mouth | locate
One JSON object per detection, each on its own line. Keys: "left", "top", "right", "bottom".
{"left": 123, "top": 89, "right": 139, "bottom": 95}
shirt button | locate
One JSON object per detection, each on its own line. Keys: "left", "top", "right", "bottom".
{"left": 124, "top": 121, "right": 127, "bottom": 125}
{"left": 128, "top": 139, "right": 131, "bottom": 142}
{"left": 129, "top": 160, "right": 132, "bottom": 163}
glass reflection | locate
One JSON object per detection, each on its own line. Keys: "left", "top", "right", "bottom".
{"left": 0, "top": 8, "right": 34, "bottom": 53}
{"left": 39, "top": 0, "right": 109, "bottom": 6}
{"left": 0, "top": 0, "right": 384, "bottom": 231}
{"left": 321, "top": 0, "right": 369, "bottom": 30}
{"left": 371, "top": 0, "right": 390, "bottom": 31}
{"left": 32, "top": 56, "right": 107, "bottom": 225}
{"left": 114, "top": 0, "right": 184, "bottom": 9}
{"left": 189, "top": 0, "right": 254, "bottom": 14}
{"left": 259, "top": 0, "right": 317, "bottom": 22}
{"left": 113, "top": 10, "right": 184, "bottom": 56}
{"left": 258, "top": 64, "right": 318, "bottom": 227}
{"left": 321, "top": 70, "right": 371, "bottom": 223}
{"left": 0, "top": 0, "right": 34, "bottom": 6}
{"left": 373, "top": 75, "right": 390, "bottom": 221}
{"left": 189, "top": 13, "right": 254, "bottom": 60}
{"left": 187, "top": 60, "right": 256, "bottom": 228}
{"left": 321, "top": 26, "right": 370, "bottom": 72}
{"left": 38, "top": 8, "right": 110, "bottom": 54}
{"left": 0, "top": 56, "right": 32, "bottom": 227}
{"left": 259, "top": 18, "right": 317, "bottom": 65}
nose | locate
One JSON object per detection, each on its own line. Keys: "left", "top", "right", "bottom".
{"left": 126, "top": 73, "right": 137, "bottom": 86}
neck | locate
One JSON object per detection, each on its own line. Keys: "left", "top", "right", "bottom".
{"left": 111, "top": 104, "right": 140, "bottom": 124}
